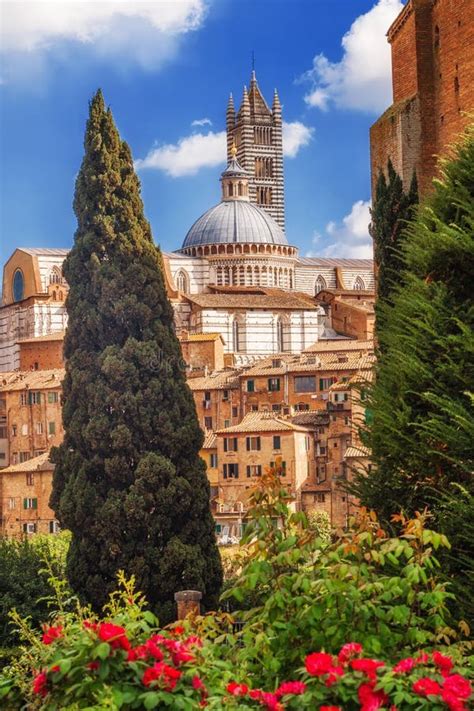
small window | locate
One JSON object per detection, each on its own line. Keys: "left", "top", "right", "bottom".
{"left": 204, "top": 416, "right": 213, "bottom": 430}
{"left": 11, "top": 424, "right": 17, "bottom": 437}
{"left": 26, "top": 473, "right": 34, "bottom": 486}
{"left": 294, "top": 376, "right": 316, "bottom": 393}
{"left": 273, "top": 435, "right": 281, "bottom": 450}
{"left": 247, "top": 380, "right": 255, "bottom": 393}
{"left": 210, "top": 453, "right": 218, "bottom": 468}
{"left": 8, "top": 497, "right": 16, "bottom": 510}
{"left": 222, "top": 390, "right": 229, "bottom": 401}
{"left": 48, "top": 422, "right": 56, "bottom": 435}
{"left": 49, "top": 521, "right": 60, "bottom": 534}
{"left": 204, "top": 391, "right": 211, "bottom": 401}
{"left": 315, "top": 493, "right": 326, "bottom": 503}
{"left": 224, "top": 419, "right": 230, "bottom": 428}
{"left": 24, "top": 497, "right": 38, "bottom": 509}
{"left": 13, "top": 269, "right": 25, "bottom": 302}
{"left": 223, "top": 463, "right": 239, "bottom": 479}
{"left": 270, "top": 460, "right": 286, "bottom": 476}
{"left": 35, "top": 422, "right": 43, "bottom": 435}
{"left": 48, "top": 392, "right": 59, "bottom": 404}
{"left": 23, "top": 522, "right": 37, "bottom": 534}
{"left": 232, "top": 406, "right": 238, "bottom": 418}
{"left": 246, "top": 436, "right": 261, "bottom": 451}
{"left": 19, "top": 451, "right": 31, "bottom": 463}
{"left": 246, "top": 464, "right": 262, "bottom": 477}
{"left": 268, "top": 378, "right": 280, "bottom": 392}
{"left": 21, "top": 424, "right": 28, "bottom": 436}
{"left": 272, "top": 403, "right": 281, "bottom": 412}
{"left": 223, "top": 437, "right": 238, "bottom": 452}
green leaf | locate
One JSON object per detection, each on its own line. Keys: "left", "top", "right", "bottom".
{"left": 95, "top": 642, "right": 111, "bottom": 660}
{"left": 144, "top": 692, "right": 161, "bottom": 709}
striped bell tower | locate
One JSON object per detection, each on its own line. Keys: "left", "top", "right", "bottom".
{"left": 226, "top": 71, "right": 285, "bottom": 232}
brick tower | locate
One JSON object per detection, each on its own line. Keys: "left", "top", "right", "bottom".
{"left": 226, "top": 71, "right": 285, "bottom": 231}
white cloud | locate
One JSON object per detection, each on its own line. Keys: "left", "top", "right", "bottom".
{"left": 191, "top": 118, "right": 213, "bottom": 127}
{"left": 301, "top": 0, "right": 403, "bottom": 113}
{"left": 136, "top": 119, "right": 313, "bottom": 177}
{"left": 135, "top": 131, "right": 227, "bottom": 177}
{"left": 1, "top": 0, "right": 206, "bottom": 73}
{"left": 282, "top": 121, "right": 314, "bottom": 158}
{"left": 307, "top": 200, "right": 373, "bottom": 258}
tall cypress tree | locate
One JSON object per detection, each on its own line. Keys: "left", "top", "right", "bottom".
{"left": 50, "top": 91, "right": 222, "bottom": 620}
{"left": 370, "top": 160, "right": 418, "bottom": 305}
{"left": 351, "top": 126, "right": 474, "bottom": 548}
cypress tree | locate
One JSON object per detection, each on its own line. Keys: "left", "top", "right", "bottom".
{"left": 370, "top": 160, "right": 418, "bottom": 305}
{"left": 50, "top": 91, "right": 223, "bottom": 620}
{"left": 351, "top": 126, "right": 474, "bottom": 562}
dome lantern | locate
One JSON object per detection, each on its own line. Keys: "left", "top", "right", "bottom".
{"left": 220, "top": 141, "right": 249, "bottom": 201}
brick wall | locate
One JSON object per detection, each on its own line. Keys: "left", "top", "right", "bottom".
{"left": 20, "top": 340, "right": 64, "bottom": 371}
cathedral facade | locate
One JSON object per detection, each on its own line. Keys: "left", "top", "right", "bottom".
{"left": 0, "top": 72, "right": 374, "bottom": 371}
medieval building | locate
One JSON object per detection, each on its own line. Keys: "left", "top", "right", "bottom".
{"left": 370, "top": 0, "right": 474, "bottom": 197}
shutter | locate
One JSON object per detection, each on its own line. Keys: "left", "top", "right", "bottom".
{"left": 257, "top": 437, "right": 261, "bottom": 450}
{"left": 235, "top": 465, "right": 239, "bottom": 479}
{"left": 224, "top": 438, "right": 227, "bottom": 452}
{"left": 319, "top": 379, "right": 323, "bottom": 391}
{"left": 234, "top": 437, "right": 238, "bottom": 451}
{"left": 246, "top": 437, "right": 250, "bottom": 451}
{"left": 223, "top": 464, "right": 227, "bottom": 479}
{"left": 33, "top": 498, "right": 38, "bottom": 509}
{"left": 246, "top": 466, "right": 250, "bottom": 478}
{"left": 23, "top": 498, "right": 27, "bottom": 509}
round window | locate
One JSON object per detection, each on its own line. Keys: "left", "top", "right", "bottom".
{"left": 13, "top": 269, "right": 24, "bottom": 302}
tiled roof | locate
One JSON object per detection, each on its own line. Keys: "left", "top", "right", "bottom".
{"left": 18, "top": 331, "right": 65, "bottom": 343}
{"left": 304, "top": 339, "right": 374, "bottom": 353}
{"left": 187, "top": 369, "right": 242, "bottom": 391}
{"left": 240, "top": 353, "right": 375, "bottom": 377}
{"left": 297, "top": 257, "right": 373, "bottom": 268}
{"left": 185, "top": 292, "right": 318, "bottom": 310}
{"left": 338, "top": 299, "right": 375, "bottom": 313}
{"left": 344, "top": 445, "right": 371, "bottom": 458}
{"left": 329, "top": 380, "right": 352, "bottom": 392}
{"left": 18, "top": 248, "right": 70, "bottom": 256}
{"left": 0, "top": 451, "right": 53, "bottom": 474}
{"left": 202, "top": 431, "right": 217, "bottom": 449}
{"left": 216, "top": 411, "right": 310, "bottom": 434}
{"left": 0, "top": 369, "right": 64, "bottom": 392}
{"left": 291, "top": 412, "right": 329, "bottom": 427}
{"left": 316, "top": 289, "right": 375, "bottom": 297}
{"left": 183, "top": 333, "right": 223, "bottom": 342}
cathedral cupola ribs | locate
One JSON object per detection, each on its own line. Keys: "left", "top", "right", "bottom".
{"left": 227, "top": 71, "right": 285, "bottom": 232}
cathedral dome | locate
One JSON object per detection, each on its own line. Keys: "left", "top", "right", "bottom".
{"left": 181, "top": 200, "right": 288, "bottom": 248}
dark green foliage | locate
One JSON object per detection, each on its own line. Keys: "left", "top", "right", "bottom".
{"left": 370, "top": 160, "right": 418, "bottom": 305}
{"left": 351, "top": 127, "right": 474, "bottom": 620}
{"left": 0, "top": 538, "right": 56, "bottom": 648}
{"left": 50, "top": 91, "right": 222, "bottom": 620}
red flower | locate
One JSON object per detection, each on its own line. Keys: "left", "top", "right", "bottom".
{"left": 83, "top": 620, "right": 98, "bottom": 632}
{"left": 442, "top": 674, "right": 472, "bottom": 700}
{"left": 42, "top": 625, "right": 63, "bottom": 645}
{"left": 142, "top": 662, "right": 181, "bottom": 691}
{"left": 98, "top": 622, "right": 130, "bottom": 651}
{"left": 358, "top": 682, "right": 389, "bottom": 711}
{"left": 227, "top": 681, "right": 249, "bottom": 696}
{"left": 338, "top": 642, "right": 363, "bottom": 663}
{"left": 32, "top": 671, "right": 48, "bottom": 697}
{"left": 87, "top": 661, "right": 100, "bottom": 671}
{"left": 393, "top": 657, "right": 416, "bottom": 673}
{"left": 351, "top": 658, "right": 385, "bottom": 681}
{"left": 127, "top": 644, "right": 150, "bottom": 662}
{"left": 320, "top": 707, "right": 342, "bottom": 711}
{"left": 145, "top": 637, "right": 164, "bottom": 661}
{"left": 305, "top": 652, "right": 335, "bottom": 676}
{"left": 192, "top": 676, "right": 206, "bottom": 691}
{"left": 325, "top": 665, "right": 344, "bottom": 687}
{"left": 172, "top": 625, "right": 185, "bottom": 635}
{"left": 412, "top": 677, "right": 442, "bottom": 697}
{"left": 275, "top": 680, "right": 306, "bottom": 697}
{"left": 260, "top": 691, "right": 283, "bottom": 710}
{"left": 249, "top": 689, "right": 263, "bottom": 701}
{"left": 433, "top": 651, "right": 454, "bottom": 676}
{"left": 415, "top": 652, "right": 429, "bottom": 664}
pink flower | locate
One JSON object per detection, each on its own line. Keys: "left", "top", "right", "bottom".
{"left": 412, "top": 677, "right": 442, "bottom": 697}
{"left": 351, "top": 658, "right": 385, "bottom": 681}
{"left": 393, "top": 657, "right": 416, "bottom": 673}
{"left": 305, "top": 652, "right": 336, "bottom": 676}
{"left": 358, "top": 682, "right": 389, "bottom": 711}
{"left": 227, "top": 682, "right": 249, "bottom": 696}
{"left": 275, "top": 680, "right": 306, "bottom": 697}
{"left": 338, "top": 642, "right": 363, "bottom": 663}
{"left": 32, "top": 671, "right": 48, "bottom": 697}
{"left": 433, "top": 651, "right": 454, "bottom": 676}
{"left": 42, "top": 625, "right": 63, "bottom": 645}
{"left": 98, "top": 622, "right": 130, "bottom": 651}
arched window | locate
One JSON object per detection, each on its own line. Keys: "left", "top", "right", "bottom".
{"left": 12, "top": 269, "right": 24, "bottom": 302}
{"left": 315, "top": 275, "right": 326, "bottom": 295}
{"left": 277, "top": 319, "right": 284, "bottom": 352}
{"left": 176, "top": 270, "right": 189, "bottom": 294}
{"left": 353, "top": 276, "right": 365, "bottom": 291}
{"left": 276, "top": 316, "right": 290, "bottom": 353}
{"left": 49, "top": 267, "right": 63, "bottom": 285}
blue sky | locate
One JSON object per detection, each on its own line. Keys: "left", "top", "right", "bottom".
{"left": 0, "top": 0, "right": 404, "bottom": 266}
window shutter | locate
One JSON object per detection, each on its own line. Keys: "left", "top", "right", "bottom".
{"left": 224, "top": 438, "right": 227, "bottom": 452}
{"left": 33, "top": 498, "right": 38, "bottom": 509}
{"left": 246, "top": 437, "right": 250, "bottom": 451}
{"left": 319, "top": 379, "right": 324, "bottom": 391}
{"left": 234, "top": 437, "right": 238, "bottom": 451}
{"left": 257, "top": 437, "right": 261, "bottom": 450}
{"left": 246, "top": 466, "right": 250, "bottom": 478}
{"left": 23, "top": 498, "right": 27, "bottom": 509}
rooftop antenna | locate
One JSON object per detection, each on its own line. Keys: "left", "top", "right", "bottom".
{"left": 251, "top": 50, "right": 255, "bottom": 72}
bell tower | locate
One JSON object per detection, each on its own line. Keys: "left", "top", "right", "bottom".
{"left": 226, "top": 71, "right": 285, "bottom": 231}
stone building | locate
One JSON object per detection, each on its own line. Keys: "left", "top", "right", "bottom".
{"left": 370, "top": 0, "right": 474, "bottom": 197}
{"left": 0, "top": 451, "right": 58, "bottom": 536}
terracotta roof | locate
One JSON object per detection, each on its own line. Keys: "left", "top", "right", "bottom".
{"left": 185, "top": 292, "right": 318, "bottom": 310}
{"left": 344, "top": 445, "right": 371, "bottom": 459}
{"left": 17, "top": 247, "right": 70, "bottom": 256}
{"left": 316, "top": 289, "right": 375, "bottom": 298}
{"left": 0, "top": 369, "right": 64, "bottom": 392}
{"left": 329, "top": 380, "right": 352, "bottom": 392}
{"left": 240, "top": 353, "right": 375, "bottom": 377}
{"left": 304, "top": 339, "right": 374, "bottom": 353}
{"left": 0, "top": 451, "right": 53, "bottom": 474}
{"left": 338, "top": 299, "right": 375, "bottom": 313}
{"left": 216, "top": 411, "right": 311, "bottom": 434}
{"left": 202, "top": 431, "right": 217, "bottom": 449}
{"left": 187, "top": 369, "right": 242, "bottom": 391}
{"left": 181, "top": 332, "right": 224, "bottom": 343}
{"left": 18, "top": 331, "right": 65, "bottom": 344}
{"left": 291, "top": 412, "right": 329, "bottom": 427}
